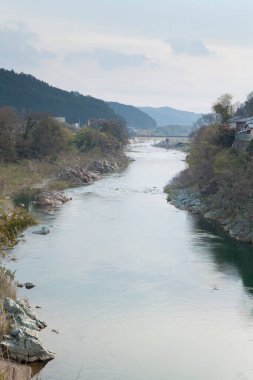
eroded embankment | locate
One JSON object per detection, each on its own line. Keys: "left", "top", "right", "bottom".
{"left": 166, "top": 185, "right": 253, "bottom": 244}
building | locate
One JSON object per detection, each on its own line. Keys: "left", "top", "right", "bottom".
{"left": 228, "top": 116, "right": 253, "bottom": 147}
{"left": 53, "top": 116, "right": 66, "bottom": 123}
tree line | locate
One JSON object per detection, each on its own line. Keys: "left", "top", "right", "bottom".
{"left": 0, "top": 107, "right": 128, "bottom": 162}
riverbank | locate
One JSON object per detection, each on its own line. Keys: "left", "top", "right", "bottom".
{"left": 165, "top": 123, "right": 253, "bottom": 245}
{"left": 165, "top": 185, "right": 253, "bottom": 243}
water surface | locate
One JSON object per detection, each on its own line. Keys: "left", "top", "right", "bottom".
{"left": 6, "top": 142, "right": 253, "bottom": 380}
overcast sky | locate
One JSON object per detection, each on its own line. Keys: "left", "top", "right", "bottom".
{"left": 1, "top": 0, "right": 253, "bottom": 112}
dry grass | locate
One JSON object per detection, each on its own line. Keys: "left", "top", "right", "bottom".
{"left": 0, "top": 359, "right": 31, "bottom": 380}
{"left": 0, "top": 267, "right": 16, "bottom": 340}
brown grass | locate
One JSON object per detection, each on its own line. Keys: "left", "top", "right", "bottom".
{"left": 0, "top": 360, "right": 31, "bottom": 380}
{"left": 0, "top": 267, "right": 16, "bottom": 340}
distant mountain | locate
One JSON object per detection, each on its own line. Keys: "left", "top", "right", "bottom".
{"left": 0, "top": 69, "right": 118, "bottom": 124}
{"left": 155, "top": 124, "right": 195, "bottom": 137}
{"left": 108, "top": 102, "right": 157, "bottom": 130}
{"left": 139, "top": 106, "right": 202, "bottom": 127}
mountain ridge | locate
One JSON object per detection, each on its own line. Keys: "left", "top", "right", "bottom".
{"left": 139, "top": 106, "right": 202, "bottom": 126}
{"left": 0, "top": 69, "right": 118, "bottom": 124}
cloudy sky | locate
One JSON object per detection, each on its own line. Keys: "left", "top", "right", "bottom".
{"left": 1, "top": 0, "right": 253, "bottom": 112}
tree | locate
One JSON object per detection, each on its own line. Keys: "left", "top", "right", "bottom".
{"left": 212, "top": 94, "right": 234, "bottom": 123}
{"left": 0, "top": 107, "right": 21, "bottom": 161}
{"left": 25, "top": 117, "right": 72, "bottom": 159}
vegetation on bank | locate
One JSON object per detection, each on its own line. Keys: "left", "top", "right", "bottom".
{"left": 165, "top": 93, "right": 253, "bottom": 243}
{"left": 0, "top": 107, "right": 128, "bottom": 194}
{"left": 0, "top": 267, "right": 16, "bottom": 338}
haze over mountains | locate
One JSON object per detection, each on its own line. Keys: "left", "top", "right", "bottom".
{"left": 139, "top": 106, "right": 202, "bottom": 127}
{"left": 0, "top": 69, "right": 201, "bottom": 135}
{"left": 108, "top": 102, "right": 157, "bottom": 130}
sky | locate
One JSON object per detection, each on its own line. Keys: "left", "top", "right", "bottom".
{"left": 1, "top": 0, "right": 253, "bottom": 113}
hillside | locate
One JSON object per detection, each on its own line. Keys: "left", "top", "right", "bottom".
{"left": 155, "top": 124, "right": 195, "bottom": 137}
{"left": 139, "top": 106, "right": 201, "bottom": 127}
{"left": 108, "top": 102, "right": 157, "bottom": 130}
{"left": 0, "top": 69, "right": 118, "bottom": 124}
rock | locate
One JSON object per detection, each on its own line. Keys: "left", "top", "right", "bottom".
{"left": 32, "top": 226, "right": 50, "bottom": 235}
{"left": 51, "top": 329, "right": 59, "bottom": 334}
{"left": 24, "top": 283, "right": 36, "bottom": 290}
{"left": 1, "top": 327, "right": 55, "bottom": 363}
{"left": 3, "top": 298, "right": 45, "bottom": 331}
{"left": 1, "top": 298, "right": 54, "bottom": 363}
{"left": 87, "top": 160, "right": 119, "bottom": 174}
{"left": 153, "top": 138, "right": 170, "bottom": 149}
{"left": 34, "top": 191, "right": 70, "bottom": 207}
{"left": 56, "top": 166, "right": 102, "bottom": 185}
{"left": 17, "top": 282, "right": 24, "bottom": 288}
{"left": 55, "top": 160, "right": 119, "bottom": 185}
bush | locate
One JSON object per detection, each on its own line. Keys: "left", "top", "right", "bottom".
{"left": 0, "top": 207, "right": 37, "bottom": 250}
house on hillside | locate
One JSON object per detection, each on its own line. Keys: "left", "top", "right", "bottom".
{"left": 229, "top": 116, "right": 253, "bottom": 145}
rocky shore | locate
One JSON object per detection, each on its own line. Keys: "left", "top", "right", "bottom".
{"left": 166, "top": 186, "right": 253, "bottom": 244}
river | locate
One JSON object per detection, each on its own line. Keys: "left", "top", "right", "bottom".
{"left": 6, "top": 141, "right": 253, "bottom": 380}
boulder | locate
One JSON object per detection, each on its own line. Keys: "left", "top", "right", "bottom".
{"left": 1, "top": 298, "right": 54, "bottom": 363}
{"left": 24, "top": 283, "right": 36, "bottom": 290}
{"left": 1, "top": 327, "right": 55, "bottom": 363}
{"left": 34, "top": 191, "right": 70, "bottom": 206}
{"left": 32, "top": 226, "right": 50, "bottom": 235}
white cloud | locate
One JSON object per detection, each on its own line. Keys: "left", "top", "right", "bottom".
{"left": 166, "top": 37, "right": 212, "bottom": 56}
{"left": 0, "top": 23, "right": 53, "bottom": 71}
{"left": 65, "top": 49, "right": 155, "bottom": 70}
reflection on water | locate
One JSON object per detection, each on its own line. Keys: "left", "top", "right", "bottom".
{"left": 192, "top": 216, "right": 253, "bottom": 295}
{"left": 5, "top": 141, "right": 253, "bottom": 380}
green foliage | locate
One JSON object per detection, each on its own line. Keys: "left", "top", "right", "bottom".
{"left": 0, "top": 207, "right": 37, "bottom": 249}
{"left": 0, "top": 107, "right": 21, "bottom": 161}
{"left": 24, "top": 117, "right": 73, "bottom": 159}
{"left": 75, "top": 119, "right": 128, "bottom": 154}
{"left": 212, "top": 94, "right": 234, "bottom": 123}
{"left": 75, "top": 127, "right": 111, "bottom": 153}
{"left": 246, "top": 140, "right": 253, "bottom": 156}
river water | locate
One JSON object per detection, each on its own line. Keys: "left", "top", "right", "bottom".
{"left": 6, "top": 141, "right": 253, "bottom": 380}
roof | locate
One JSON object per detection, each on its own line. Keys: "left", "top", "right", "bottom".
{"left": 229, "top": 116, "right": 253, "bottom": 123}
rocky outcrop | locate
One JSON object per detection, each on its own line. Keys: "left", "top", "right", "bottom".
{"left": 55, "top": 160, "right": 120, "bottom": 185}
{"left": 56, "top": 166, "right": 101, "bottom": 185}
{"left": 34, "top": 191, "right": 70, "bottom": 207}
{"left": 87, "top": 160, "right": 120, "bottom": 174}
{"left": 0, "top": 298, "right": 55, "bottom": 363}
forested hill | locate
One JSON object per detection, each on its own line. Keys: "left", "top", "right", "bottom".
{"left": 139, "top": 106, "right": 202, "bottom": 126}
{"left": 108, "top": 102, "right": 157, "bottom": 130}
{"left": 0, "top": 69, "right": 118, "bottom": 124}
